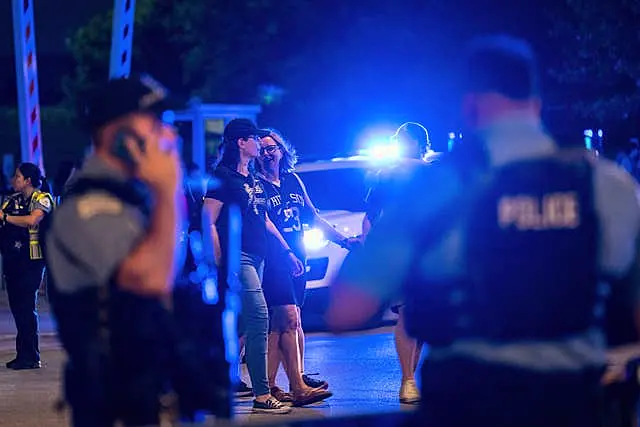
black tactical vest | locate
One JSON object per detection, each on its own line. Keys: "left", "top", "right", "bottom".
{"left": 43, "top": 178, "right": 173, "bottom": 420}
{"left": 43, "top": 177, "right": 233, "bottom": 421}
{"left": 404, "top": 152, "right": 601, "bottom": 345}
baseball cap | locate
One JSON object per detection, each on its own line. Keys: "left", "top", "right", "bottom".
{"left": 462, "top": 35, "right": 540, "bottom": 100}
{"left": 223, "top": 119, "right": 271, "bottom": 143}
{"left": 79, "top": 74, "right": 182, "bottom": 132}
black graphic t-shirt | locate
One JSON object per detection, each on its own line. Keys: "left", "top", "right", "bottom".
{"left": 259, "top": 173, "right": 311, "bottom": 261}
{"left": 205, "top": 164, "right": 268, "bottom": 258}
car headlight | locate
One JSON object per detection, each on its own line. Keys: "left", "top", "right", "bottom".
{"left": 303, "top": 228, "right": 329, "bottom": 251}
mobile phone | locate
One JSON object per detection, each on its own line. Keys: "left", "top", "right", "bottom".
{"left": 112, "top": 128, "right": 146, "bottom": 165}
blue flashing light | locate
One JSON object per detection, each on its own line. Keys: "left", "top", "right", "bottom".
{"left": 162, "top": 110, "right": 176, "bottom": 125}
{"left": 368, "top": 143, "right": 401, "bottom": 160}
{"left": 202, "top": 276, "right": 219, "bottom": 305}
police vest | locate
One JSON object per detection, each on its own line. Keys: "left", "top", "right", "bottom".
{"left": 404, "top": 152, "right": 601, "bottom": 345}
{"left": 0, "top": 190, "right": 54, "bottom": 261}
{"left": 42, "top": 178, "right": 174, "bottom": 414}
{"left": 42, "top": 177, "right": 232, "bottom": 419}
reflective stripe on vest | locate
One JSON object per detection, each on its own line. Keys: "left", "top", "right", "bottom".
{"left": 28, "top": 191, "right": 55, "bottom": 260}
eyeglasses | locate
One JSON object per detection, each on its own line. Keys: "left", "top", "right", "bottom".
{"left": 260, "top": 145, "right": 279, "bottom": 155}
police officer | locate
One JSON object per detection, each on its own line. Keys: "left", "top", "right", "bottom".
{"left": 45, "top": 75, "right": 182, "bottom": 426}
{"left": 0, "top": 162, "right": 54, "bottom": 370}
{"left": 361, "top": 121, "right": 437, "bottom": 405}
{"left": 328, "top": 35, "right": 640, "bottom": 427}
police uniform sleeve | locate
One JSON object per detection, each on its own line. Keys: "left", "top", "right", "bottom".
{"left": 337, "top": 165, "right": 461, "bottom": 301}
{"left": 34, "top": 193, "right": 53, "bottom": 214}
{"left": 52, "top": 195, "right": 145, "bottom": 287}
{"left": 594, "top": 160, "right": 640, "bottom": 278}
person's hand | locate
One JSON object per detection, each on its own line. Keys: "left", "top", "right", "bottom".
{"left": 601, "top": 362, "right": 626, "bottom": 385}
{"left": 125, "top": 131, "right": 181, "bottom": 197}
{"left": 0, "top": 211, "right": 5, "bottom": 222}
{"left": 339, "top": 236, "right": 363, "bottom": 251}
{"left": 288, "top": 252, "right": 305, "bottom": 277}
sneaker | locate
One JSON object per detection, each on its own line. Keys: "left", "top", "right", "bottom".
{"left": 270, "top": 386, "right": 294, "bottom": 403}
{"left": 235, "top": 381, "right": 253, "bottom": 398}
{"left": 302, "top": 373, "right": 328, "bottom": 390}
{"left": 399, "top": 379, "right": 420, "bottom": 405}
{"left": 252, "top": 397, "right": 292, "bottom": 414}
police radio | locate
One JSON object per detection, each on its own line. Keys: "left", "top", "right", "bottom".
{"left": 112, "top": 128, "right": 146, "bottom": 165}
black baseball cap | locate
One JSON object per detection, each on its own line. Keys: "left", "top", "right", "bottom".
{"left": 223, "top": 118, "right": 271, "bottom": 143}
{"left": 462, "top": 34, "right": 540, "bottom": 100}
{"left": 80, "top": 74, "right": 182, "bottom": 132}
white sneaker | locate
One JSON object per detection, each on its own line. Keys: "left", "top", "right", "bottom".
{"left": 399, "top": 379, "right": 420, "bottom": 405}
{"left": 252, "top": 397, "right": 292, "bottom": 414}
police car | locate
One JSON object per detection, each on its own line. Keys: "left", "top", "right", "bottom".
{"left": 296, "top": 155, "right": 397, "bottom": 329}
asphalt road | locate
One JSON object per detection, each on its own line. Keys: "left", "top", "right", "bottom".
{"left": 0, "top": 309, "right": 416, "bottom": 426}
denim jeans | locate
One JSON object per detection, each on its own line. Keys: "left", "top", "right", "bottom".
{"left": 239, "top": 252, "right": 269, "bottom": 397}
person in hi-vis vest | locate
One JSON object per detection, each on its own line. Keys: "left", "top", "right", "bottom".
{"left": 0, "top": 162, "right": 54, "bottom": 370}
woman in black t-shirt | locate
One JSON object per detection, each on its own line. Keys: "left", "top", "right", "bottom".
{"left": 203, "top": 119, "right": 303, "bottom": 414}
{"left": 256, "top": 129, "right": 356, "bottom": 405}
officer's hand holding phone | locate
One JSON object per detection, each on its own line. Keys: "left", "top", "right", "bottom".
{"left": 124, "top": 128, "right": 181, "bottom": 197}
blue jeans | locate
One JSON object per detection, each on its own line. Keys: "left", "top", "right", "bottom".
{"left": 239, "top": 252, "right": 269, "bottom": 397}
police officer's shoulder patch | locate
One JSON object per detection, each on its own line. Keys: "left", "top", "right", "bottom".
{"left": 39, "top": 197, "right": 51, "bottom": 209}
{"left": 76, "top": 194, "right": 124, "bottom": 220}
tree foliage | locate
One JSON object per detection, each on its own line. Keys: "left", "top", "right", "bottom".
{"left": 63, "top": 0, "right": 319, "bottom": 105}
{"left": 549, "top": 0, "right": 640, "bottom": 125}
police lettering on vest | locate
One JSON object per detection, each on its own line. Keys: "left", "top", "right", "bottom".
{"left": 497, "top": 191, "right": 580, "bottom": 231}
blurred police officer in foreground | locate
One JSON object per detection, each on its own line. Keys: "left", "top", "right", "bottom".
{"left": 0, "top": 162, "right": 54, "bottom": 370}
{"left": 328, "top": 35, "right": 640, "bottom": 427}
{"left": 362, "top": 122, "right": 437, "bottom": 404}
{"left": 44, "top": 75, "right": 182, "bottom": 426}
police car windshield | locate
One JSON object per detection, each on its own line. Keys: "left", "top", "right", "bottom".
{"left": 297, "top": 167, "right": 370, "bottom": 212}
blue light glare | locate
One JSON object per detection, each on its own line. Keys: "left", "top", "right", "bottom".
{"left": 162, "top": 110, "right": 176, "bottom": 125}
{"left": 368, "top": 143, "right": 401, "bottom": 160}
{"left": 584, "top": 129, "right": 593, "bottom": 138}
{"left": 597, "top": 129, "right": 603, "bottom": 138}
{"left": 202, "top": 276, "right": 219, "bottom": 305}
{"left": 303, "top": 228, "right": 329, "bottom": 251}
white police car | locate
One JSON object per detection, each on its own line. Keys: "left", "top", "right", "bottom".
{"left": 295, "top": 155, "right": 397, "bottom": 329}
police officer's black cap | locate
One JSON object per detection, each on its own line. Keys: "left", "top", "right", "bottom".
{"left": 223, "top": 118, "right": 271, "bottom": 143}
{"left": 462, "top": 35, "right": 540, "bottom": 100}
{"left": 79, "top": 74, "right": 183, "bottom": 132}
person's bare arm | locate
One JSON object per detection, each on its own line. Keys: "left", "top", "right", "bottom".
{"left": 1, "top": 209, "right": 45, "bottom": 228}
{"left": 203, "top": 198, "right": 224, "bottom": 266}
{"left": 114, "top": 129, "right": 181, "bottom": 297}
{"left": 116, "top": 191, "right": 178, "bottom": 296}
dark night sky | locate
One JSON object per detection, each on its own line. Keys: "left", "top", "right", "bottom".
{"left": 0, "top": 0, "right": 112, "bottom": 55}
{"left": 0, "top": 0, "right": 594, "bottom": 169}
